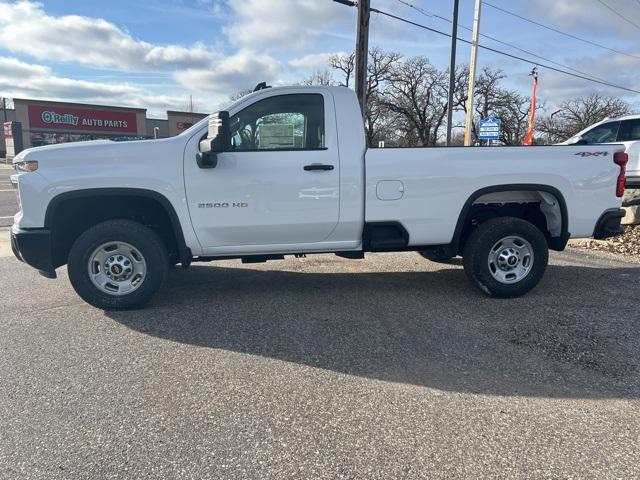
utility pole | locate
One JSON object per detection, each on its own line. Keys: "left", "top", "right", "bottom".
{"left": 446, "top": 0, "right": 460, "bottom": 146}
{"left": 1, "top": 97, "right": 6, "bottom": 123}
{"left": 355, "top": 0, "right": 370, "bottom": 119}
{"left": 463, "top": 0, "right": 482, "bottom": 146}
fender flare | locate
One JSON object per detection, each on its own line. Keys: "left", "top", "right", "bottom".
{"left": 450, "top": 184, "right": 569, "bottom": 253}
{"left": 45, "top": 187, "right": 191, "bottom": 263}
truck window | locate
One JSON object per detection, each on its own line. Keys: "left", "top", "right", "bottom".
{"left": 580, "top": 121, "right": 620, "bottom": 144}
{"left": 617, "top": 119, "right": 640, "bottom": 142}
{"left": 229, "top": 94, "right": 325, "bottom": 151}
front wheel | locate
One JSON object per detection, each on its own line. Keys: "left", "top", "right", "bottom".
{"left": 67, "top": 220, "right": 168, "bottom": 310}
{"left": 463, "top": 217, "right": 548, "bottom": 298}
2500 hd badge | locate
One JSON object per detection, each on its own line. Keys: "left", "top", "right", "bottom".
{"left": 198, "top": 202, "right": 249, "bottom": 208}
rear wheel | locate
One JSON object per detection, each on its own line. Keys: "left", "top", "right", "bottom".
{"left": 68, "top": 220, "right": 168, "bottom": 310}
{"left": 463, "top": 217, "right": 548, "bottom": 298}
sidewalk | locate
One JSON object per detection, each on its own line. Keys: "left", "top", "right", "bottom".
{"left": 0, "top": 227, "right": 11, "bottom": 258}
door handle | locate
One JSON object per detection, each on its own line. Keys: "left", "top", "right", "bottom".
{"left": 304, "top": 164, "right": 334, "bottom": 171}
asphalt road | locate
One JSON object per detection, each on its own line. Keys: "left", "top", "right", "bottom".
{"left": 0, "top": 163, "right": 18, "bottom": 226}
{"left": 1, "top": 238, "right": 639, "bottom": 479}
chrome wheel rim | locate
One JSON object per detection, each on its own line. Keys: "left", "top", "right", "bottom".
{"left": 88, "top": 241, "right": 147, "bottom": 296}
{"left": 487, "top": 236, "right": 534, "bottom": 284}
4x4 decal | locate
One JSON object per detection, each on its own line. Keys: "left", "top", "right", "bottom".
{"left": 575, "top": 151, "right": 609, "bottom": 157}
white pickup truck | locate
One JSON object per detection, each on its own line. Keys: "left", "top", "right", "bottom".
{"left": 11, "top": 85, "right": 629, "bottom": 309}
{"left": 560, "top": 114, "right": 640, "bottom": 188}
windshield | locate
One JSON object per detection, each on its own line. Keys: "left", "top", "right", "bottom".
{"left": 579, "top": 121, "right": 620, "bottom": 144}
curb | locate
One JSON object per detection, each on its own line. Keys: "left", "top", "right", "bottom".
{"left": 0, "top": 227, "right": 12, "bottom": 258}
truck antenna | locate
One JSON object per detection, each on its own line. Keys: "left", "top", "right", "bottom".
{"left": 253, "top": 82, "right": 271, "bottom": 92}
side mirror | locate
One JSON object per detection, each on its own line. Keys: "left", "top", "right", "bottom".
{"left": 197, "top": 111, "right": 230, "bottom": 169}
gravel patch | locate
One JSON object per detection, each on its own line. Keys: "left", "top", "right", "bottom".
{"left": 570, "top": 225, "right": 640, "bottom": 257}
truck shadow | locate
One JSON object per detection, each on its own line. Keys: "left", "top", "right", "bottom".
{"left": 106, "top": 259, "right": 640, "bottom": 399}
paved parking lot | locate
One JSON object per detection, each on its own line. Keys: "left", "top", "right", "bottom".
{"left": 0, "top": 163, "right": 17, "bottom": 227}
{"left": 1, "top": 233, "right": 639, "bottom": 479}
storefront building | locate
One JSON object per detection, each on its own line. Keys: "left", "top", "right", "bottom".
{"left": 166, "top": 111, "right": 208, "bottom": 137}
{"left": 0, "top": 98, "right": 210, "bottom": 161}
{"left": 13, "top": 99, "right": 148, "bottom": 150}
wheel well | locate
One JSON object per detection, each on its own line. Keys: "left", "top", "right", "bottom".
{"left": 47, "top": 192, "right": 184, "bottom": 268}
{"left": 454, "top": 188, "right": 567, "bottom": 255}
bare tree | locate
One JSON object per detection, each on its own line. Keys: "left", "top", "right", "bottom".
{"left": 300, "top": 70, "right": 335, "bottom": 86}
{"left": 329, "top": 52, "right": 355, "bottom": 88}
{"left": 381, "top": 56, "right": 449, "bottom": 146}
{"left": 455, "top": 67, "right": 534, "bottom": 145}
{"left": 230, "top": 50, "right": 629, "bottom": 149}
{"left": 537, "top": 94, "right": 631, "bottom": 144}
{"left": 329, "top": 48, "right": 401, "bottom": 146}
{"left": 496, "top": 92, "right": 532, "bottom": 145}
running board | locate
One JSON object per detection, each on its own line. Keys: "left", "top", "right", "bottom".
{"left": 241, "top": 255, "right": 285, "bottom": 264}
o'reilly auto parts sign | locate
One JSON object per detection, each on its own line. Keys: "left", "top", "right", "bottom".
{"left": 28, "top": 105, "right": 138, "bottom": 133}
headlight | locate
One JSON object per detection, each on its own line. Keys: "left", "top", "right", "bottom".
{"left": 14, "top": 160, "right": 39, "bottom": 173}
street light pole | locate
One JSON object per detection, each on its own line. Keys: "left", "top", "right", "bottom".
{"left": 463, "top": 0, "right": 482, "bottom": 146}
{"left": 446, "top": 0, "right": 460, "bottom": 146}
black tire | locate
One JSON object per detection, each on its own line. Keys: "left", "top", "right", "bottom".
{"left": 418, "top": 247, "right": 455, "bottom": 263}
{"left": 67, "top": 220, "right": 168, "bottom": 310}
{"left": 463, "top": 217, "right": 548, "bottom": 298}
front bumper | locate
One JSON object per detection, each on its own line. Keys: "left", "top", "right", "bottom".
{"left": 593, "top": 208, "right": 625, "bottom": 240}
{"left": 11, "top": 225, "right": 56, "bottom": 278}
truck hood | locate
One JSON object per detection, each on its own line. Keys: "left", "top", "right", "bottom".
{"left": 13, "top": 137, "right": 184, "bottom": 168}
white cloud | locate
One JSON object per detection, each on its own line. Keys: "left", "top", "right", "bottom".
{"left": 535, "top": 52, "right": 640, "bottom": 108}
{"left": 174, "top": 50, "right": 280, "bottom": 94}
{"left": 0, "top": 0, "right": 218, "bottom": 70}
{"left": 0, "top": 1, "right": 286, "bottom": 105}
{"left": 289, "top": 52, "right": 345, "bottom": 71}
{"left": 0, "top": 56, "right": 217, "bottom": 116}
{"left": 224, "top": 0, "right": 350, "bottom": 50}
{"left": 531, "top": 0, "right": 640, "bottom": 35}
{"left": 0, "top": 57, "right": 140, "bottom": 100}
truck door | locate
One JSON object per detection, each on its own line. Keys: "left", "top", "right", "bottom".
{"left": 183, "top": 92, "right": 340, "bottom": 251}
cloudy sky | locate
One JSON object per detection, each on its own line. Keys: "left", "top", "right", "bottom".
{"left": 0, "top": 0, "right": 639, "bottom": 117}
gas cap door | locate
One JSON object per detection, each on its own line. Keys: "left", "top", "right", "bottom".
{"left": 376, "top": 180, "right": 405, "bottom": 201}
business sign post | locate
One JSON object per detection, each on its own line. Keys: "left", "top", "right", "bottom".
{"left": 478, "top": 117, "right": 501, "bottom": 144}
{"left": 3, "top": 121, "right": 23, "bottom": 160}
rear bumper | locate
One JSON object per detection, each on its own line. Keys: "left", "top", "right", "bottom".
{"left": 11, "top": 225, "right": 56, "bottom": 278}
{"left": 626, "top": 176, "right": 640, "bottom": 189}
{"left": 593, "top": 208, "right": 625, "bottom": 240}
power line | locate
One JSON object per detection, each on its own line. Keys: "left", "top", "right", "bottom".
{"left": 484, "top": 2, "right": 640, "bottom": 61}
{"left": 594, "top": 0, "right": 640, "bottom": 31}
{"left": 365, "top": 6, "right": 640, "bottom": 95}
{"left": 394, "top": 0, "right": 613, "bottom": 85}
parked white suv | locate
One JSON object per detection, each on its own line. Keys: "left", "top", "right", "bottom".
{"left": 562, "top": 115, "right": 640, "bottom": 188}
